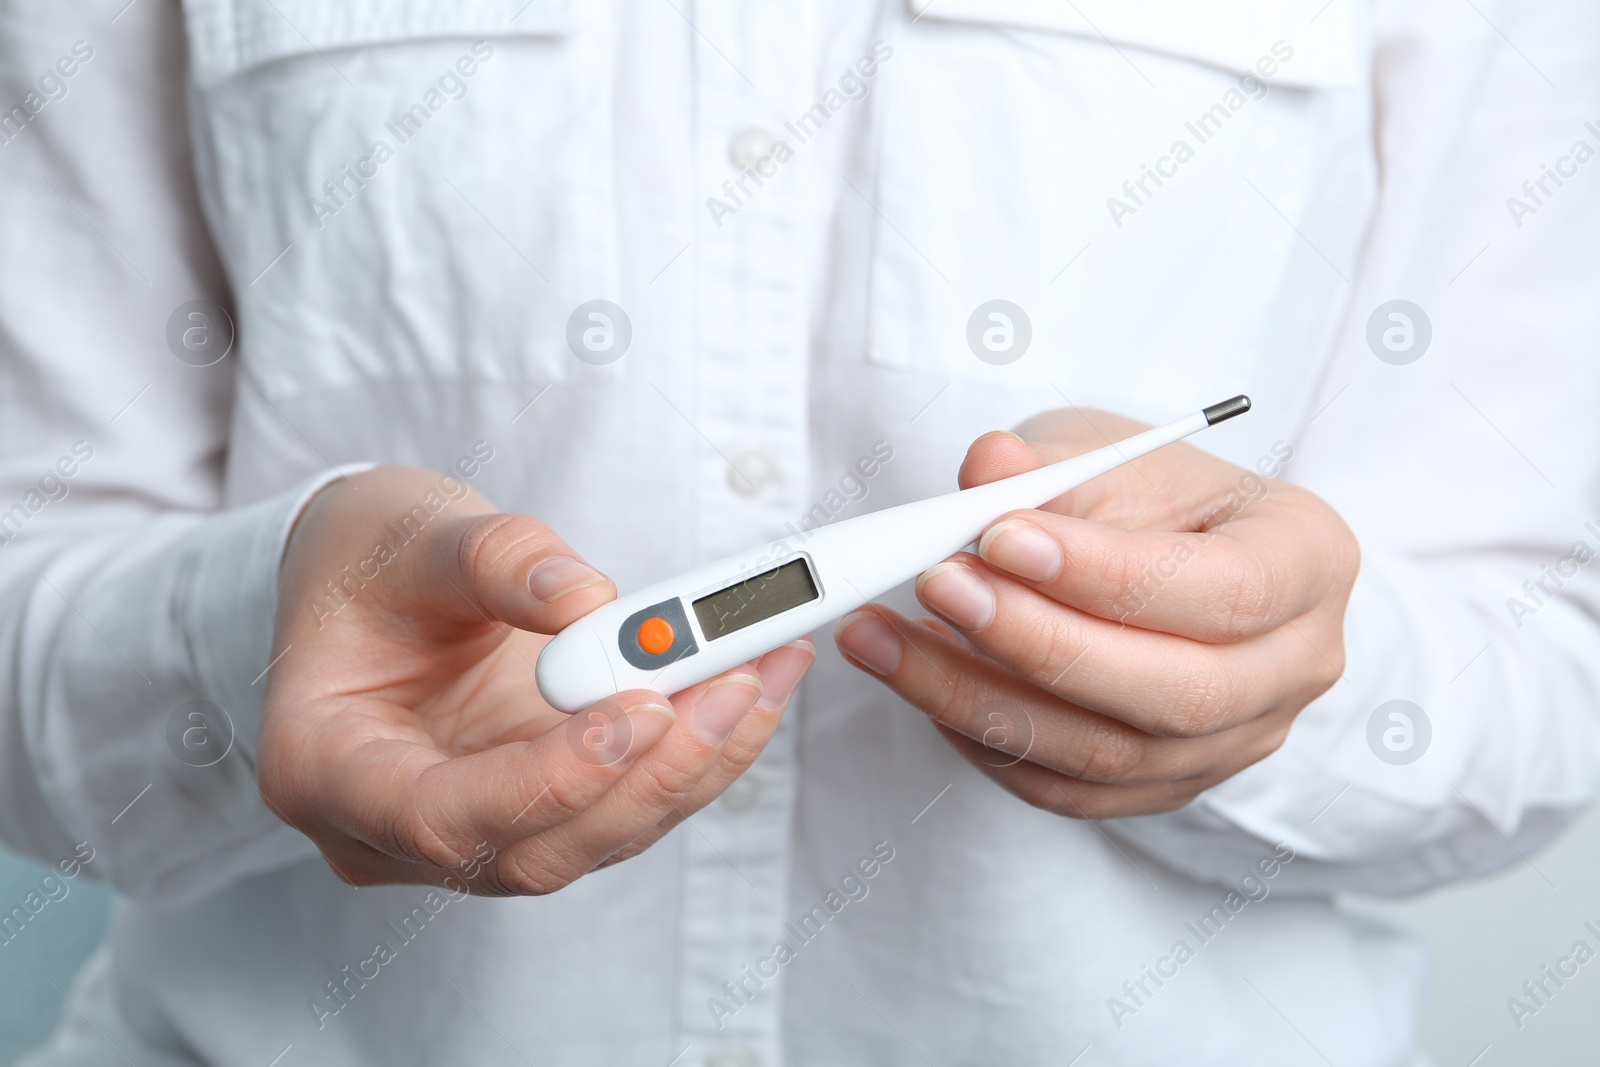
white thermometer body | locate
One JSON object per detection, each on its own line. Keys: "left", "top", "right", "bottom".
{"left": 535, "top": 396, "right": 1250, "bottom": 713}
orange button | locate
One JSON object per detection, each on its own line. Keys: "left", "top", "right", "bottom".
{"left": 637, "top": 616, "right": 675, "bottom": 655}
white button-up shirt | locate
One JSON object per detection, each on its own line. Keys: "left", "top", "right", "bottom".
{"left": 3, "top": 0, "right": 1599, "bottom": 1064}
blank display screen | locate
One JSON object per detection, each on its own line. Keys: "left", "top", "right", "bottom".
{"left": 693, "top": 558, "right": 819, "bottom": 641}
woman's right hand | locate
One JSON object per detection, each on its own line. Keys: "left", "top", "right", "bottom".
{"left": 258, "top": 465, "right": 813, "bottom": 893}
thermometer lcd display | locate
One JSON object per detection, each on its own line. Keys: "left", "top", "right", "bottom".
{"left": 693, "top": 558, "right": 819, "bottom": 641}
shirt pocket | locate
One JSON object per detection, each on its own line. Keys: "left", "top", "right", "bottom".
{"left": 864, "top": 0, "right": 1371, "bottom": 413}
{"left": 182, "top": 0, "right": 621, "bottom": 396}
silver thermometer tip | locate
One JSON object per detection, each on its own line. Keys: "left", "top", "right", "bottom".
{"left": 1202, "top": 394, "right": 1252, "bottom": 425}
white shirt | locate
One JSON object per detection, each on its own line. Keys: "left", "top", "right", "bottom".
{"left": 3, "top": 0, "right": 1599, "bottom": 1064}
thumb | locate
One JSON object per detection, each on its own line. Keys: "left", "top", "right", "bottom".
{"left": 957, "top": 430, "right": 1045, "bottom": 490}
{"left": 421, "top": 513, "right": 617, "bottom": 634}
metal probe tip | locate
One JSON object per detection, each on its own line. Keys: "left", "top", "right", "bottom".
{"left": 1202, "top": 395, "right": 1252, "bottom": 425}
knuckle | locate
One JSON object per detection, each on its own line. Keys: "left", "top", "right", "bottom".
{"left": 1086, "top": 543, "right": 1149, "bottom": 620}
{"left": 632, "top": 753, "right": 705, "bottom": 808}
{"left": 326, "top": 856, "right": 380, "bottom": 888}
{"left": 1065, "top": 794, "right": 1117, "bottom": 820}
{"left": 605, "top": 829, "right": 669, "bottom": 868}
{"left": 456, "top": 513, "right": 530, "bottom": 582}
{"left": 254, "top": 732, "right": 308, "bottom": 821}
{"left": 1252, "top": 719, "right": 1294, "bottom": 764}
{"left": 255, "top": 775, "right": 297, "bottom": 830}
{"left": 1313, "top": 641, "right": 1348, "bottom": 694}
{"left": 1214, "top": 560, "right": 1276, "bottom": 640}
{"left": 596, "top": 848, "right": 641, "bottom": 870}
{"left": 1070, "top": 725, "right": 1144, "bottom": 783}
{"left": 1013, "top": 774, "right": 1070, "bottom": 815}
{"left": 1128, "top": 788, "right": 1195, "bottom": 817}
{"left": 920, "top": 669, "right": 993, "bottom": 732}
{"left": 495, "top": 847, "right": 575, "bottom": 897}
{"left": 535, "top": 763, "right": 595, "bottom": 825}
{"left": 1167, "top": 672, "right": 1237, "bottom": 738}
{"left": 1308, "top": 496, "right": 1362, "bottom": 590}
{"left": 1009, "top": 624, "right": 1085, "bottom": 693}
{"left": 1028, "top": 781, "right": 1100, "bottom": 820}
{"left": 708, "top": 705, "right": 783, "bottom": 768}
{"left": 395, "top": 806, "right": 469, "bottom": 869}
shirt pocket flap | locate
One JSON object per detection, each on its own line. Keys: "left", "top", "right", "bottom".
{"left": 908, "top": 0, "right": 1362, "bottom": 88}
{"left": 184, "top": 0, "right": 575, "bottom": 87}
{"left": 860, "top": 0, "right": 1371, "bottom": 404}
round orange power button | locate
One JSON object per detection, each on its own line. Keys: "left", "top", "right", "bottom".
{"left": 636, "top": 616, "right": 675, "bottom": 655}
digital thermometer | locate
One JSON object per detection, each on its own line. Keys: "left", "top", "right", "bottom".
{"left": 535, "top": 396, "right": 1251, "bottom": 712}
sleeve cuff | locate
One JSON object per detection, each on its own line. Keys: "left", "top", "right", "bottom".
{"left": 180, "top": 464, "right": 375, "bottom": 766}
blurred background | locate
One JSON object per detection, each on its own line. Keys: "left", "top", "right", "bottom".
{"left": 4, "top": 808, "right": 1599, "bottom": 1065}
{"left": 0, "top": 848, "right": 109, "bottom": 1064}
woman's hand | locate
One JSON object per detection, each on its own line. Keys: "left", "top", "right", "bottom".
{"left": 835, "top": 408, "right": 1358, "bottom": 819}
{"left": 259, "top": 465, "right": 813, "bottom": 893}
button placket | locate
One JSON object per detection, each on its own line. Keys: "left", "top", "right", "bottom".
{"left": 677, "top": 3, "right": 812, "bottom": 1066}
{"left": 727, "top": 126, "right": 783, "bottom": 171}
{"left": 726, "top": 449, "right": 779, "bottom": 497}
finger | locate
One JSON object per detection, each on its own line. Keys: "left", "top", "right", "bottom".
{"left": 857, "top": 569, "right": 1331, "bottom": 737}
{"left": 305, "top": 834, "right": 461, "bottom": 889}
{"left": 599, "top": 639, "right": 815, "bottom": 866}
{"left": 258, "top": 769, "right": 508, "bottom": 891}
{"left": 486, "top": 669, "right": 772, "bottom": 893}
{"left": 310, "top": 691, "right": 679, "bottom": 866}
{"left": 934, "top": 725, "right": 1212, "bottom": 820}
{"left": 309, "top": 832, "right": 542, "bottom": 895}
{"left": 973, "top": 499, "right": 1345, "bottom": 642}
{"left": 835, "top": 607, "right": 1290, "bottom": 783}
{"left": 959, "top": 413, "right": 1258, "bottom": 531}
{"left": 959, "top": 413, "right": 1178, "bottom": 526}
{"left": 419, "top": 512, "right": 619, "bottom": 634}
{"left": 957, "top": 430, "right": 1044, "bottom": 490}
{"left": 375, "top": 644, "right": 807, "bottom": 891}
{"left": 919, "top": 557, "right": 1341, "bottom": 735}
{"left": 959, "top": 410, "right": 1161, "bottom": 493}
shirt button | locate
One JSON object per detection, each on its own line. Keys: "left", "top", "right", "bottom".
{"left": 706, "top": 1045, "right": 762, "bottom": 1067}
{"left": 720, "top": 774, "right": 762, "bottom": 814}
{"left": 726, "top": 450, "right": 777, "bottom": 497}
{"left": 727, "top": 127, "right": 780, "bottom": 171}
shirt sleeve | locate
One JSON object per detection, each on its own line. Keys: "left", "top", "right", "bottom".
{"left": 1110, "top": 0, "right": 1600, "bottom": 896}
{"left": 0, "top": 1, "right": 330, "bottom": 901}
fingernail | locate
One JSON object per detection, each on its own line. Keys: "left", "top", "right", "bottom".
{"left": 692, "top": 674, "right": 763, "bottom": 744}
{"left": 528, "top": 557, "right": 606, "bottom": 602}
{"left": 835, "top": 611, "right": 902, "bottom": 676}
{"left": 756, "top": 639, "right": 815, "bottom": 711}
{"left": 606, "top": 702, "right": 676, "bottom": 760}
{"left": 917, "top": 562, "right": 996, "bottom": 631}
{"left": 624, "top": 701, "right": 677, "bottom": 727}
{"left": 979, "top": 519, "right": 1062, "bottom": 582}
